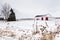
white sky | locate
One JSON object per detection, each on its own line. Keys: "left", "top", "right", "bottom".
{"left": 0, "top": 0, "right": 60, "bottom": 19}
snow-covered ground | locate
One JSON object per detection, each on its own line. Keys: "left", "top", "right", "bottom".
{"left": 0, "top": 20, "right": 60, "bottom": 40}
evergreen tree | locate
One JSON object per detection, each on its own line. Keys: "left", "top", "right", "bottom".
{"left": 7, "top": 8, "right": 16, "bottom": 21}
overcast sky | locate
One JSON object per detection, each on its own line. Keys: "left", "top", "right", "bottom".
{"left": 0, "top": 0, "right": 60, "bottom": 19}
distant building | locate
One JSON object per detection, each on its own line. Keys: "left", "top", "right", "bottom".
{"left": 35, "top": 14, "right": 51, "bottom": 21}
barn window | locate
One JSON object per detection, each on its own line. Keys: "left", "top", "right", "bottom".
{"left": 36, "top": 18, "right": 39, "bottom": 20}
{"left": 41, "top": 17, "right": 43, "bottom": 20}
{"left": 45, "top": 17, "right": 48, "bottom": 20}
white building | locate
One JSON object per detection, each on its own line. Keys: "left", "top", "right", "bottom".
{"left": 34, "top": 14, "right": 60, "bottom": 33}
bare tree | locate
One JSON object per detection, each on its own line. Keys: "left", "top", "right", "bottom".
{"left": 1, "top": 3, "right": 11, "bottom": 20}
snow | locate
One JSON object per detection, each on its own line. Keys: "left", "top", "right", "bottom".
{"left": 0, "top": 20, "right": 60, "bottom": 40}
{"left": 53, "top": 33, "right": 60, "bottom": 40}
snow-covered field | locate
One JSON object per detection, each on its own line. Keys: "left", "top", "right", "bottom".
{"left": 0, "top": 20, "right": 60, "bottom": 40}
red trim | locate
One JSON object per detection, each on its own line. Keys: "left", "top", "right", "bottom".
{"left": 45, "top": 17, "right": 48, "bottom": 20}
